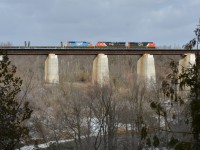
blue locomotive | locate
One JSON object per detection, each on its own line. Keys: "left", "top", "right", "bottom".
{"left": 66, "top": 41, "right": 93, "bottom": 47}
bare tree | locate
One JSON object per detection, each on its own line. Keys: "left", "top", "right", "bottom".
{"left": 86, "top": 84, "right": 118, "bottom": 150}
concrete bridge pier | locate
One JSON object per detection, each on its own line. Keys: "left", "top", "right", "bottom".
{"left": 179, "top": 53, "right": 195, "bottom": 72}
{"left": 0, "top": 55, "right": 3, "bottom": 61}
{"left": 92, "top": 54, "right": 109, "bottom": 86}
{"left": 137, "top": 54, "right": 156, "bottom": 85}
{"left": 45, "top": 54, "right": 59, "bottom": 84}
{"left": 178, "top": 53, "right": 195, "bottom": 92}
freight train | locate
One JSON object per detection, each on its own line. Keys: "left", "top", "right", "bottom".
{"left": 11, "top": 41, "right": 156, "bottom": 49}
{"left": 66, "top": 41, "right": 156, "bottom": 48}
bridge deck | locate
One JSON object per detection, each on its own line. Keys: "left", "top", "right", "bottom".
{"left": 0, "top": 47, "right": 199, "bottom": 55}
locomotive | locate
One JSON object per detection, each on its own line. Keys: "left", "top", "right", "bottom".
{"left": 67, "top": 41, "right": 93, "bottom": 47}
{"left": 66, "top": 41, "right": 156, "bottom": 48}
{"left": 95, "top": 42, "right": 126, "bottom": 47}
{"left": 128, "top": 42, "right": 156, "bottom": 48}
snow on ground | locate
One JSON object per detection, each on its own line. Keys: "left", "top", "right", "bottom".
{"left": 18, "top": 139, "right": 74, "bottom": 150}
{"left": 19, "top": 145, "right": 35, "bottom": 150}
{"left": 19, "top": 143, "right": 49, "bottom": 150}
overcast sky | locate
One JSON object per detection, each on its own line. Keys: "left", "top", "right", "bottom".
{"left": 0, "top": 0, "right": 200, "bottom": 47}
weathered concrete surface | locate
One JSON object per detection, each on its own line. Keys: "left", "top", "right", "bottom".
{"left": 178, "top": 53, "right": 195, "bottom": 93}
{"left": 92, "top": 54, "right": 109, "bottom": 86}
{"left": 179, "top": 53, "right": 195, "bottom": 73}
{"left": 137, "top": 54, "right": 156, "bottom": 84}
{"left": 45, "top": 54, "right": 59, "bottom": 84}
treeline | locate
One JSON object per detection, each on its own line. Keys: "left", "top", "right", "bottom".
{"left": 24, "top": 59, "right": 199, "bottom": 150}
{"left": 0, "top": 47, "right": 198, "bottom": 150}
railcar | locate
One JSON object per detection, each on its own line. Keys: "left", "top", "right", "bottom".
{"left": 96, "top": 42, "right": 126, "bottom": 47}
{"left": 128, "top": 42, "right": 156, "bottom": 48}
{"left": 66, "top": 41, "right": 93, "bottom": 47}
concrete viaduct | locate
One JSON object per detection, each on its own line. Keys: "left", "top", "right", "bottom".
{"left": 1, "top": 46, "right": 198, "bottom": 86}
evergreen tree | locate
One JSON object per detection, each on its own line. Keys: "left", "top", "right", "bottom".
{"left": 179, "top": 53, "right": 200, "bottom": 149}
{"left": 0, "top": 54, "right": 33, "bottom": 150}
{"left": 179, "top": 21, "right": 200, "bottom": 149}
{"left": 154, "top": 21, "right": 200, "bottom": 149}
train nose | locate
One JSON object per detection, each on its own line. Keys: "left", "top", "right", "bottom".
{"left": 149, "top": 43, "right": 156, "bottom": 48}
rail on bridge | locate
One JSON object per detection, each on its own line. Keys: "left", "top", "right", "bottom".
{"left": 0, "top": 46, "right": 199, "bottom": 55}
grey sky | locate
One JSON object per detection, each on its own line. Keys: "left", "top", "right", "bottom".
{"left": 0, "top": 0, "right": 200, "bottom": 46}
